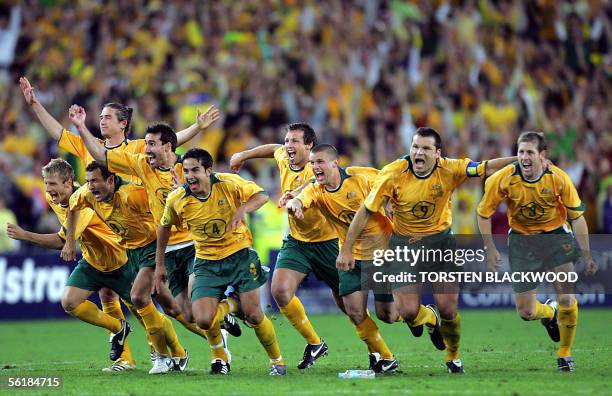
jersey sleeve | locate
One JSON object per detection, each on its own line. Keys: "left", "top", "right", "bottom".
{"left": 58, "top": 130, "right": 88, "bottom": 162}
{"left": 364, "top": 163, "right": 398, "bottom": 213}
{"left": 69, "top": 184, "right": 92, "bottom": 211}
{"left": 160, "top": 189, "right": 184, "bottom": 228}
{"left": 556, "top": 167, "right": 585, "bottom": 219}
{"left": 57, "top": 208, "right": 96, "bottom": 241}
{"left": 347, "top": 166, "right": 380, "bottom": 188}
{"left": 273, "top": 146, "right": 286, "bottom": 163}
{"left": 477, "top": 170, "right": 507, "bottom": 218}
{"left": 447, "top": 158, "right": 487, "bottom": 187}
{"left": 296, "top": 183, "right": 318, "bottom": 209}
{"left": 237, "top": 178, "right": 266, "bottom": 202}
{"left": 106, "top": 150, "right": 145, "bottom": 178}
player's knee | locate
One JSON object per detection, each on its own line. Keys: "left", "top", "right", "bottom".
{"left": 61, "top": 297, "right": 80, "bottom": 313}
{"left": 98, "top": 288, "right": 118, "bottom": 303}
{"left": 397, "top": 306, "right": 419, "bottom": 323}
{"left": 437, "top": 305, "right": 457, "bottom": 320}
{"left": 376, "top": 311, "right": 396, "bottom": 324}
{"left": 517, "top": 307, "right": 536, "bottom": 321}
{"left": 195, "top": 316, "right": 214, "bottom": 330}
{"left": 130, "top": 291, "right": 149, "bottom": 309}
{"left": 557, "top": 295, "right": 575, "bottom": 307}
{"left": 345, "top": 306, "right": 366, "bottom": 325}
{"left": 243, "top": 308, "right": 264, "bottom": 326}
{"left": 271, "top": 283, "right": 294, "bottom": 307}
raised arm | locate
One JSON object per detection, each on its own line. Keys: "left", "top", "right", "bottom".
{"left": 229, "top": 144, "right": 283, "bottom": 172}
{"left": 484, "top": 156, "right": 516, "bottom": 177}
{"left": 176, "top": 105, "right": 222, "bottom": 147}
{"left": 68, "top": 105, "right": 107, "bottom": 165}
{"left": 19, "top": 77, "right": 64, "bottom": 140}
{"left": 6, "top": 223, "right": 64, "bottom": 250}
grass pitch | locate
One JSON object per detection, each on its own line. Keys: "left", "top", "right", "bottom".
{"left": 1, "top": 309, "right": 610, "bottom": 395}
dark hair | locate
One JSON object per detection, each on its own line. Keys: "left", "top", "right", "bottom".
{"left": 42, "top": 158, "right": 74, "bottom": 183}
{"left": 145, "top": 123, "right": 177, "bottom": 151}
{"left": 517, "top": 131, "right": 547, "bottom": 152}
{"left": 103, "top": 102, "right": 133, "bottom": 136}
{"left": 85, "top": 161, "right": 114, "bottom": 180}
{"left": 183, "top": 148, "right": 213, "bottom": 169}
{"left": 311, "top": 143, "right": 338, "bottom": 159}
{"left": 414, "top": 127, "right": 442, "bottom": 150}
{"left": 285, "top": 123, "right": 317, "bottom": 147}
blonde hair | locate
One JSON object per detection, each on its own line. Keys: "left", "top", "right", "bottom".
{"left": 41, "top": 158, "right": 75, "bottom": 183}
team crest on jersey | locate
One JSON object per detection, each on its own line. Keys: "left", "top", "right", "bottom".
{"left": 541, "top": 188, "right": 553, "bottom": 195}
{"left": 430, "top": 184, "right": 443, "bottom": 199}
{"left": 290, "top": 176, "right": 302, "bottom": 190}
{"left": 249, "top": 262, "right": 259, "bottom": 280}
{"left": 346, "top": 191, "right": 357, "bottom": 199}
{"left": 218, "top": 198, "right": 226, "bottom": 206}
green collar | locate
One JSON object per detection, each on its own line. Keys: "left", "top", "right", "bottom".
{"left": 512, "top": 162, "right": 551, "bottom": 184}
{"left": 404, "top": 155, "right": 438, "bottom": 179}
{"left": 325, "top": 167, "right": 350, "bottom": 192}
{"left": 184, "top": 172, "right": 220, "bottom": 201}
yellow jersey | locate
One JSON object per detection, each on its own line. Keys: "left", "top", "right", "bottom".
{"left": 477, "top": 163, "right": 585, "bottom": 234}
{"left": 106, "top": 150, "right": 192, "bottom": 246}
{"left": 58, "top": 129, "right": 145, "bottom": 184}
{"left": 365, "top": 157, "right": 486, "bottom": 235}
{"left": 70, "top": 178, "right": 157, "bottom": 249}
{"left": 161, "top": 172, "right": 267, "bottom": 260}
{"left": 297, "top": 167, "right": 392, "bottom": 260}
{"left": 47, "top": 192, "right": 127, "bottom": 272}
{"left": 274, "top": 146, "right": 336, "bottom": 243}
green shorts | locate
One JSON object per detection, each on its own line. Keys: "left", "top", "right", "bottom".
{"left": 387, "top": 229, "right": 459, "bottom": 289}
{"left": 338, "top": 259, "right": 394, "bottom": 302}
{"left": 509, "top": 227, "right": 580, "bottom": 292}
{"left": 275, "top": 235, "right": 340, "bottom": 292}
{"left": 127, "top": 240, "right": 157, "bottom": 276}
{"left": 66, "top": 259, "right": 134, "bottom": 303}
{"left": 165, "top": 244, "right": 195, "bottom": 297}
{"left": 191, "top": 248, "right": 267, "bottom": 302}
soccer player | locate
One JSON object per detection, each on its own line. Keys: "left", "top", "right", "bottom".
{"left": 68, "top": 161, "right": 188, "bottom": 374}
{"left": 19, "top": 77, "right": 220, "bottom": 368}
{"left": 477, "top": 131, "right": 598, "bottom": 372}
{"left": 6, "top": 159, "right": 133, "bottom": 370}
{"left": 156, "top": 148, "right": 286, "bottom": 376}
{"left": 338, "top": 127, "right": 516, "bottom": 373}
{"left": 66, "top": 105, "right": 240, "bottom": 358}
{"left": 285, "top": 144, "right": 399, "bottom": 373}
{"left": 230, "top": 123, "right": 343, "bottom": 369}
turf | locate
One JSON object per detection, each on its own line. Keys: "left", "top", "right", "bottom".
{"left": 1, "top": 309, "right": 610, "bottom": 395}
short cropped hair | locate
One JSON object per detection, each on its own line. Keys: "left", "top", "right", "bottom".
{"left": 146, "top": 123, "right": 178, "bottom": 152}
{"left": 42, "top": 158, "right": 75, "bottom": 183}
{"left": 285, "top": 123, "right": 317, "bottom": 146}
{"left": 414, "top": 127, "right": 442, "bottom": 150}
{"left": 183, "top": 148, "right": 213, "bottom": 169}
{"left": 85, "top": 161, "right": 114, "bottom": 180}
{"left": 311, "top": 144, "right": 338, "bottom": 159}
{"left": 517, "top": 131, "right": 547, "bottom": 152}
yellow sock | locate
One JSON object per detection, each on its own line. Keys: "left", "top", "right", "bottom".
{"left": 204, "top": 307, "right": 229, "bottom": 362}
{"left": 123, "top": 301, "right": 154, "bottom": 351}
{"left": 68, "top": 300, "right": 121, "bottom": 333}
{"left": 409, "top": 305, "right": 436, "bottom": 327}
{"left": 440, "top": 313, "right": 461, "bottom": 361}
{"left": 252, "top": 315, "right": 283, "bottom": 364}
{"left": 162, "top": 315, "right": 186, "bottom": 358}
{"left": 355, "top": 315, "right": 393, "bottom": 360}
{"left": 558, "top": 300, "right": 578, "bottom": 357}
{"left": 279, "top": 296, "right": 321, "bottom": 345}
{"left": 137, "top": 303, "right": 169, "bottom": 356}
{"left": 173, "top": 313, "right": 208, "bottom": 340}
{"left": 102, "top": 301, "right": 135, "bottom": 364}
{"left": 534, "top": 301, "right": 555, "bottom": 321}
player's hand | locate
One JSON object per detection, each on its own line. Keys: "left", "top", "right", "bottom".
{"left": 286, "top": 198, "right": 304, "bottom": 219}
{"left": 277, "top": 191, "right": 295, "bottom": 208}
{"left": 19, "top": 77, "right": 38, "bottom": 106}
{"left": 230, "top": 206, "right": 247, "bottom": 231}
{"left": 485, "top": 247, "right": 502, "bottom": 272}
{"left": 583, "top": 256, "right": 598, "bottom": 275}
{"left": 68, "top": 105, "right": 87, "bottom": 128}
{"left": 6, "top": 223, "right": 26, "bottom": 240}
{"left": 153, "top": 264, "right": 168, "bottom": 295}
{"left": 170, "top": 168, "right": 181, "bottom": 188}
{"left": 196, "top": 105, "right": 221, "bottom": 130}
{"left": 336, "top": 249, "right": 355, "bottom": 272}
{"left": 542, "top": 158, "right": 554, "bottom": 169}
{"left": 229, "top": 152, "right": 245, "bottom": 173}
{"left": 60, "top": 240, "right": 76, "bottom": 261}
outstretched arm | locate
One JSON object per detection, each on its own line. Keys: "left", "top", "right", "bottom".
{"left": 176, "top": 105, "right": 222, "bottom": 147}
{"left": 68, "top": 105, "right": 107, "bottom": 165}
{"left": 484, "top": 157, "right": 516, "bottom": 177}
{"left": 19, "top": 77, "right": 64, "bottom": 140}
{"left": 6, "top": 223, "right": 64, "bottom": 250}
{"left": 229, "top": 144, "right": 283, "bottom": 172}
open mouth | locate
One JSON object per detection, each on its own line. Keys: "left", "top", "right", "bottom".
{"left": 187, "top": 178, "right": 199, "bottom": 190}
{"left": 313, "top": 169, "right": 324, "bottom": 181}
{"left": 91, "top": 190, "right": 102, "bottom": 199}
{"left": 286, "top": 149, "right": 296, "bottom": 161}
{"left": 414, "top": 158, "right": 425, "bottom": 166}
{"left": 521, "top": 161, "right": 532, "bottom": 172}
{"left": 49, "top": 192, "right": 59, "bottom": 201}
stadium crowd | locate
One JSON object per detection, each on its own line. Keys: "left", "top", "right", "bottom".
{"left": 0, "top": 0, "right": 610, "bottom": 252}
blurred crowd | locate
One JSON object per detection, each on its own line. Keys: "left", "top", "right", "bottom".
{"left": 0, "top": 0, "right": 610, "bottom": 253}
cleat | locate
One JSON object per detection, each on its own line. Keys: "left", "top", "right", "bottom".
{"left": 426, "top": 305, "right": 446, "bottom": 351}
{"left": 221, "top": 313, "right": 242, "bottom": 337}
{"left": 150, "top": 351, "right": 157, "bottom": 363}
{"left": 149, "top": 354, "right": 173, "bottom": 375}
{"left": 373, "top": 358, "right": 399, "bottom": 374}
{"left": 407, "top": 323, "right": 424, "bottom": 337}
{"left": 446, "top": 359, "right": 465, "bottom": 374}
{"left": 173, "top": 349, "right": 190, "bottom": 372}
{"left": 221, "top": 329, "right": 232, "bottom": 364}
{"left": 557, "top": 356, "right": 575, "bottom": 372}
{"left": 210, "top": 359, "right": 230, "bottom": 375}
{"left": 102, "top": 359, "right": 135, "bottom": 372}
{"left": 542, "top": 299, "right": 560, "bottom": 342}
{"left": 297, "top": 340, "right": 329, "bottom": 370}
{"left": 109, "top": 320, "right": 132, "bottom": 361}
{"left": 269, "top": 364, "right": 287, "bottom": 376}
{"left": 368, "top": 352, "right": 381, "bottom": 370}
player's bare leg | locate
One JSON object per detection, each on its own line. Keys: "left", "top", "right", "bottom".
{"left": 394, "top": 285, "right": 445, "bottom": 350}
